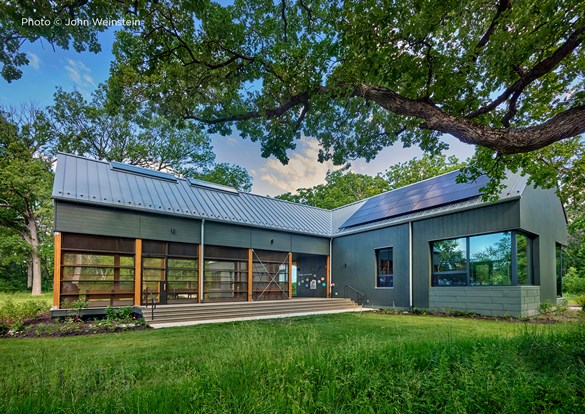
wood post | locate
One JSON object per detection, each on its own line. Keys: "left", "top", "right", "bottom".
{"left": 288, "top": 252, "right": 293, "bottom": 299}
{"left": 53, "top": 233, "right": 62, "bottom": 308}
{"left": 248, "top": 248, "right": 253, "bottom": 301}
{"left": 326, "top": 255, "right": 331, "bottom": 298}
{"left": 198, "top": 244, "right": 203, "bottom": 303}
{"left": 134, "top": 239, "right": 142, "bottom": 306}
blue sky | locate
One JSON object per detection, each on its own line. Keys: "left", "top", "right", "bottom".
{"left": 0, "top": 27, "right": 475, "bottom": 196}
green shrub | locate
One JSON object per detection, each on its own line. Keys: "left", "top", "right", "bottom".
{"left": 562, "top": 267, "right": 585, "bottom": 294}
{"left": 575, "top": 295, "right": 585, "bottom": 311}
{"left": 538, "top": 300, "right": 553, "bottom": 317}
{"left": 0, "top": 299, "right": 47, "bottom": 325}
{"left": 555, "top": 298, "right": 569, "bottom": 315}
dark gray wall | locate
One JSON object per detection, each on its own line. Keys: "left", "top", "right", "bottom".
{"left": 519, "top": 186, "right": 568, "bottom": 303}
{"left": 412, "top": 200, "right": 521, "bottom": 308}
{"left": 55, "top": 201, "right": 201, "bottom": 243}
{"left": 56, "top": 201, "right": 330, "bottom": 254}
{"left": 332, "top": 224, "right": 410, "bottom": 308}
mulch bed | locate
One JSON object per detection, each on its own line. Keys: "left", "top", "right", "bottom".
{"left": 1, "top": 313, "right": 152, "bottom": 338}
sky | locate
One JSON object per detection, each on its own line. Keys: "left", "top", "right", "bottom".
{"left": 0, "top": 27, "right": 475, "bottom": 197}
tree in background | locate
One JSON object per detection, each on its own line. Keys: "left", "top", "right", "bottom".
{"left": 278, "top": 154, "right": 465, "bottom": 209}
{"left": 384, "top": 154, "right": 464, "bottom": 190}
{"left": 0, "top": 107, "right": 53, "bottom": 295}
{"left": 277, "top": 168, "right": 390, "bottom": 209}
{"left": 47, "top": 87, "right": 253, "bottom": 191}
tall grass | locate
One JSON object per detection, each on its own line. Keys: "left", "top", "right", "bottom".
{"left": 0, "top": 292, "right": 52, "bottom": 307}
{"left": 1, "top": 313, "right": 584, "bottom": 413}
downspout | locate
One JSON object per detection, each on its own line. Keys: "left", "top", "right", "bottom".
{"left": 200, "top": 219, "right": 205, "bottom": 303}
{"left": 329, "top": 237, "right": 333, "bottom": 297}
{"left": 409, "top": 221, "right": 413, "bottom": 310}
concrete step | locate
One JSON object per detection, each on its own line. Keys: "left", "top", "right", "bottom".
{"left": 142, "top": 298, "right": 362, "bottom": 326}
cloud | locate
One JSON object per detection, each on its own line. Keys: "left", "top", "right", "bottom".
{"left": 64, "top": 59, "right": 96, "bottom": 93}
{"left": 27, "top": 52, "right": 41, "bottom": 70}
{"left": 256, "top": 137, "right": 338, "bottom": 195}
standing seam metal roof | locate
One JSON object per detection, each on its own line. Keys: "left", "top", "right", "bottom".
{"left": 52, "top": 153, "right": 527, "bottom": 238}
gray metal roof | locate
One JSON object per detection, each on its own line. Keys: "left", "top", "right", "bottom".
{"left": 52, "top": 153, "right": 528, "bottom": 238}
{"left": 52, "top": 153, "right": 332, "bottom": 236}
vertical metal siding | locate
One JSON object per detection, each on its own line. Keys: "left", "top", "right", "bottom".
{"left": 331, "top": 224, "right": 410, "bottom": 308}
{"left": 291, "top": 234, "right": 330, "bottom": 255}
{"left": 251, "top": 228, "right": 291, "bottom": 252}
{"left": 204, "top": 221, "right": 251, "bottom": 248}
{"left": 411, "top": 201, "right": 522, "bottom": 308}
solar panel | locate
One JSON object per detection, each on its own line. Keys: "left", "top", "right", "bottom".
{"left": 111, "top": 161, "right": 177, "bottom": 182}
{"left": 340, "top": 171, "right": 489, "bottom": 228}
{"left": 187, "top": 178, "right": 239, "bottom": 194}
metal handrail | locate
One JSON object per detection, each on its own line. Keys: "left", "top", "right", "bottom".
{"left": 344, "top": 285, "right": 368, "bottom": 306}
{"left": 144, "top": 287, "right": 156, "bottom": 320}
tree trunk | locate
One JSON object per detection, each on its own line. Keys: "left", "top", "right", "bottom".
{"left": 28, "top": 219, "right": 42, "bottom": 296}
{"left": 27, "top": 261, "right": 33, "bottom": 289}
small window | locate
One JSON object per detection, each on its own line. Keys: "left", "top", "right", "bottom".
{"left": 376, "top": 248, "right": 394, "bottom": 288}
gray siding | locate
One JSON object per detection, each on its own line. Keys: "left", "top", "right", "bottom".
{"left": 251, "top": 228, "right": 291, "bottom": 252}
{"left": 412, "top": 201, "right": 521, "bottom": 308}
{"left": 292, "top": 234, "right": 330, "bottom": 255}
{"left": 55, "top": 201, "right": 201, "bottom": 243}
{"left": 332, "top": 224, "right": 410, "bottom": 308}
{"left": 519, "top": 186, "right": 568, "bottom": 303}
{"left": 204, "top": 221, "right": 251, "bottom": 248}
{"left": 429, "top": 286, "right": 540, "bottom": 317}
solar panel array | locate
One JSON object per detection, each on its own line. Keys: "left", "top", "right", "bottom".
{"left": 340, "top": 171, "right": 489, "bottom": 228}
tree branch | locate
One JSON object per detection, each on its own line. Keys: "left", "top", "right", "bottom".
{"left": 186, "top": 83, "right": 585, "bottom": 155}
{"left": 466, "top": 21, "right": 585, "bottom": 118}
{"left": 473, "top": 0, "right": 511, "bottom": 56}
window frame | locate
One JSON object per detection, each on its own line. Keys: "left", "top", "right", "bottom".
{"left": 431, "top": 231, "right": 533, "bottom": 287}
{"left": 375, "top": 246, "right": 394, "bottom": 289}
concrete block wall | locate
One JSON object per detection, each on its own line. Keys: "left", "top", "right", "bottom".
{"left": 428, "top": 286, "right": 540, "bottom": 317}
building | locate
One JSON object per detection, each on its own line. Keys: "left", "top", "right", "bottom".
{"left": 52, "top": 153, "right": 567, "bottom": 317}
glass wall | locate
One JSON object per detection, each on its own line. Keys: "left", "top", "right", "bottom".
{"left": 204, "top": 245, "right": 248, "bottom": 302}
{"left": 60, "top": 234, "right": 135, "bottom": 307}
{"left": 432, "top": 231, "right": 532, "bottom": 287}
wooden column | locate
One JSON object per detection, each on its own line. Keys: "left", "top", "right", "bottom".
{"left": 134, "top": 239, "right": 142, "bottom": 306}
{"left": 288, "top": 252, "right": 293, "bottom": 299}
{"left": 198, "top": 244, "right": 203, "bottom": 303}
{"left": 53, "top": 233, "right": 62, "bottom": 308}
{"left": 326, "top": 255, "right": 331, "bottom": 298}
{"left": 247, "top": 248, "right": 253, "bottom": 301}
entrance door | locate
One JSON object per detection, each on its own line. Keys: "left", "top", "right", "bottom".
{"left": 294, "top": 254, "right": 327, "bottom": 298}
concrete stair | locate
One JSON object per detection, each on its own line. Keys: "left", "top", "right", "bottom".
{"left": 142, "top": 298, "right": 365, "bottom": 328}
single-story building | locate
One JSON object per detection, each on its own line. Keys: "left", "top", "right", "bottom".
{"left": 52, "top": 153, "right": 567, "bottom": 317}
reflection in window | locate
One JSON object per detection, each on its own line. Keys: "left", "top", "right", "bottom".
{"left": 431, "top": 232, "right": 532, "bottom": 287}
{"left": 431, "top": 238, "right": 467, "bottom": 286}
{"left": 517, "top": 233, "right": 530, "bottom": 285}
{"left": 470, "top": 232, "right": 511, "bottom": 286}
{"left": 376, "top": 248, "right": 394, "bottom": 287}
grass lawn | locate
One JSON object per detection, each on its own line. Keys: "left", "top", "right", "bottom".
{"left": 0, "top": 291, "right": 52, "bottom": 307}
{"left": 1, "top": 312, "right": 584, "bottom": 413}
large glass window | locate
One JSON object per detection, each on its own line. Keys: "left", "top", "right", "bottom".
{"left": 470, "top": 232, "right": 512, "bottom": 286}
{"left": 432, "top": 238, "right": 467, "bottom": 286}
{"left": 431, "top": 232, "right": 532, "bottom": 287}
{"left": 376, "top": 248, "right": 394, "bottom": 287}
